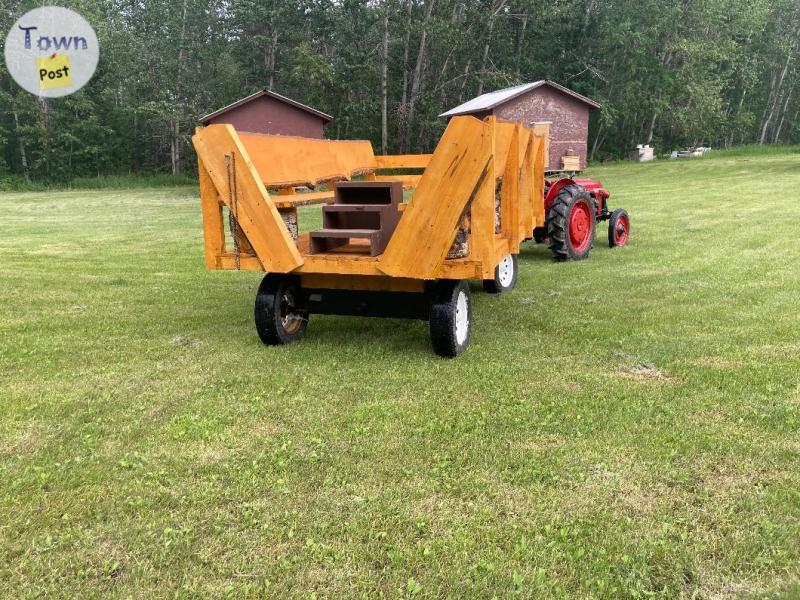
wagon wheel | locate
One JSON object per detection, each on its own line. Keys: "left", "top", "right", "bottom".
{"left": 429, "top": 280, "right": 472, "bottom": 358}
{"left": 254, "top": 274, "right": 308, "bottom": 345}
{"left": 483, "top": 254, "right": 518, "bottom": 294}
{"left": 546, "top": 184, "right": 595, "bottom": 261}
{"left": 608, "top": 208, "right": 630, "bottom": 248}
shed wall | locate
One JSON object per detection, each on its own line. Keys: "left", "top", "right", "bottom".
{"left": 206, "top": 96, "right": 325, "bottom": 138}
{"left": 493, "top": 88, "right": 590, "bottom": 171}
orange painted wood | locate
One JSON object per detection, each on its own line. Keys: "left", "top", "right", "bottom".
{"left": 494, "top": 120, "right": 517, "bottom": 175}
{"left": 517, "top": 132, "right": 535, "bottom": 242}
{"left": 219, "top": 253, "right": 263, "bottom": 270}
{"left": 198, "top": 158, "right": 228, "bottom": 270}
{"left": 501, "top": 125, "right": 521, "bottom": 254}
{"left": 272, "top": 191, "right": 335, "bottom": 208}
{"left": 237, "top": 132, "right": 377, "bottom": 189}
{"left": 375, "top": 154, "right": 432, "bottom": 169}
{"left": 533, "top": 136, "right": 546, "bottom": 227}
{"left": 192, "top": 125, "right": 303, "bottom": 272}
{"left": 532, "top": 122, "right": 550, "bottom": 171}
{"left": 373, "top": 174, "right": 422, "bottom": 188}
{"left": 378, "top": 116, "right": 492, "bottom": 279}
{"left": 296, "top": 251, "right": 481, "bottom": 280}
{"left": 460, "top": 116, "right": 498, "bottom": 280}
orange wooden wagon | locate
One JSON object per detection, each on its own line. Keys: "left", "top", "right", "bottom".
{"left": 192, "top": 116, "right": 550, "bottom": 357}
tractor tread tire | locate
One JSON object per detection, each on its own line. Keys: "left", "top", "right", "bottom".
{"left": 546, "top": 184, "right": 595, "bottom": 261}
{"left": 608, "top": 208, "right": 630, "bottom": 248}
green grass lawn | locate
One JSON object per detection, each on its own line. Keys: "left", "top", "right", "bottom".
{"left": 1, "top": 151, "right": 799, "bottom": 598}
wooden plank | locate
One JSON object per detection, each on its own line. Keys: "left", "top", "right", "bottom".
{"left": 532, "top": 136, "right": 546, "bottom": 228}
{"left": 192, "top": 125, "right": 303, "bottom": 273}
{"left": 494, "top": 121, "right": 517, "bottom": 175}
{"left": 517, "top": 131, "right": 535, "bottom": 241}
{"left": 295, "top": 240, "right": 481, "bottom": 279}
{"left": 198, "top": 158, "right": 228, "bottom": 270}
{"left": 375, "top": 154, "right": 432, "bottom": 169}
{"left": 501, "top": 125, "right": 520, "bottom": 254}
{"left": 378, "top": 116, "right": 492, "bottom": 279}
{"left": 532, "top": 123, "right": 550, "bottom": 173}
{"left": 238, "top": 132, "right": 377, "bottom": 189}
{"left": 463, "top": 117, "right": 498, "bottom": 280}
{"left": 495, "top": 237, "right": 510, "bottom": 262}
{"left": 272, "top": 191, "right": 335, "bottom": 208}
{"left": 219, "top": 253, "right": 263, "bottom": 271}
{"left": 467, "top": 165, "right": 498, "bottom": 279}
{"left": 373, "top": 174, "right": 422, "bottom": 188}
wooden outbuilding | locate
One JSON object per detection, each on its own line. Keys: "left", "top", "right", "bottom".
{"left": 200, "top": 89, "right": 333, "bottom": 139}
{"left": 441, "top": 80, "right": 601, "bottom": 172}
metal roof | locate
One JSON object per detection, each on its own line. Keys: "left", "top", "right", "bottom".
{"left": 440, "top": 80, "right": 601, "bottom": 118}
{"left": 200, "top": 89, "right": 333, "bottom": 124}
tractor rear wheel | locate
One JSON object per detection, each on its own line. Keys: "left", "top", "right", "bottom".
{"left": 608, "top": 208, "right": 630, "bottom": 248}
{"left": 254, "top": 274, "right": 308, "bottom": 345}
{"left": 546, "top": 184, "right": 595, "bottom": 261}
{"left": 483, "top": 254, "right": 518, "bottom": 293}
{"left": 429, "top": 280, "right": 472, "bottom": 358}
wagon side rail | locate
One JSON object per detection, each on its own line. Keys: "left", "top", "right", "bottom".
{"left": 192, "top": 125, "right": 304, "bottom": 273}
{"left": 378, "top": 116, "right": 495, "bottom": 280}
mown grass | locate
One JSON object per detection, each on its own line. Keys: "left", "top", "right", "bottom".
{"left": 0, "top": 173, "right": 196, "bottom": 192}
{"left": 1, "top": 152, "right": 799, "bottom": 598}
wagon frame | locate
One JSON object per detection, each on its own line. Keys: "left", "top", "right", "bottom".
{"left": 192, "top": 115, "right": 620, "bottom": 356}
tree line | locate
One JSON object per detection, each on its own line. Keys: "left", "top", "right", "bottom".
{"left": 1, "top": 0, "right": 799, "bottom": 183}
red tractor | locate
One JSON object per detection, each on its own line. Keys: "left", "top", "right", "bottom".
{"left": 533, "top": 178, "right": 630, "bottom": 260}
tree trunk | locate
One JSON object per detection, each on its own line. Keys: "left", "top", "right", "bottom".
{"left": 773, "top": 82, "right": 795, "bottom": 143}
{"left": 590, "top": 122, "right": 604, "bottom": 161}
{"left": 477, "top": 0, "right": 507, "bottom": 95}
{"left": 267, "top": 28, "right": 278, "bottom": 90}
{"left": 515, "top": 14, "right": 527, "bottom": 80}
{"left": 646, "top": 112, "right": 658, "bottom": 145}
{"left": 397, "top": 0, "right": 413, "bottom": 152}
{"left": 12, "top": 108, "right": 30, "bottom": 182}
{"left": 381, "top": 10, "right": 389, "bottom": 155}
{"left": 402, "top": 0, "right": 435, "bottom": 152}
{"left": 458, "top": 59, "right": 472, "bottom": 103}
{"left": 759, "top": 50, "right": 792, "bottom": 144}
{"left": 172, "top": 0, "right": 188, "bottom": 175}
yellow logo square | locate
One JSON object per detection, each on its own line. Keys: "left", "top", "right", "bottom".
{"left": 36, "top": 54, "right": 73, "bottom": 90}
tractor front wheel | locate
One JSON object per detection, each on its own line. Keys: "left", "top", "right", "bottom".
{"left": 430, "top": 280, "right": 472, "bottom": 358}
{"left": 254, "top": 274, "right": 308, "bottom": 345}
{"left": 546, "top": 184, "right": 596, "bottom": 261}
{"left": 608, "top": 208, "right": 630, "bottom": 248}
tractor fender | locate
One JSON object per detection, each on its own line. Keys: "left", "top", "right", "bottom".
{"left": 544, "top": 178, "right": 576, "bottom": 213}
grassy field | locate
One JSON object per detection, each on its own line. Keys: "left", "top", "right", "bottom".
{"left": 1, "top": 151, "right": 799, "bottom": 598}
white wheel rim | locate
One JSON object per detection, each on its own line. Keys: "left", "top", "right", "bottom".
{"left": 455, "top": 290, "right": 469, "bottom": 345}
{"left": 497, "top": 255, "right": 514, "bottom": 288}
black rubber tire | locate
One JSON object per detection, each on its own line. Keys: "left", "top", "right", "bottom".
{"left": 546, "top": 184, "right": 596, "bottom": 261}
{"left": 483, "top": 254, "right": 518, "bottom": 293}
{"left": 429, "top": 280, "right": 472, "bottom": 358}
{"left": 608, "top": 208, "right": 630, "bottom": 248}
{"left": 532, "top": 227, "right": 547, "bottom": 244}
{"left": 254, "top": 274, "right": 308, "bottom": 345}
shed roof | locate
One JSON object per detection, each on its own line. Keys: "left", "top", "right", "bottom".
{"left": 440, "top": 80, "right": 601, "bottom": 117}
{"left": 200, "top": 89, "right": 333, "bottom": 124}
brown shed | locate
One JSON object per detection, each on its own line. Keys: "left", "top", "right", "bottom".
{"left": 200, "top": 89, "right": 333, "bottom": 138}
{"left": 440, "top": 80, "right": 601, "bottom": 172}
